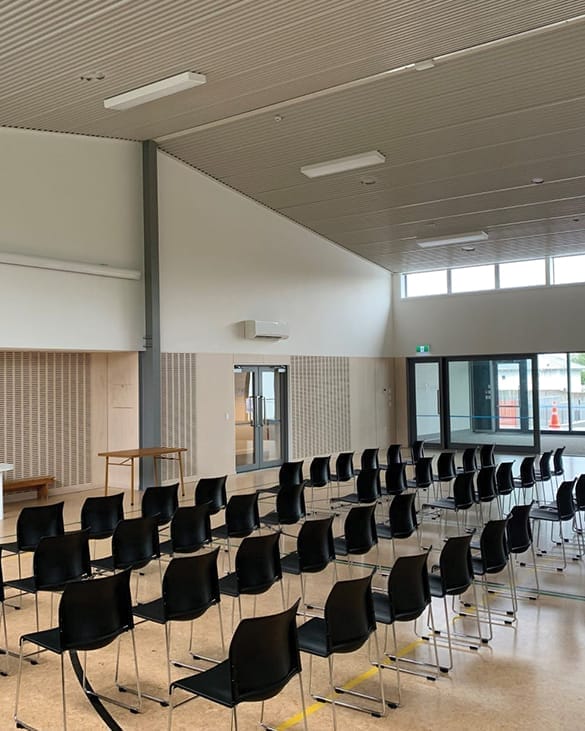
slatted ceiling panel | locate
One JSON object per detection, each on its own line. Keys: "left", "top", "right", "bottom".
{"left": 0, "top": 352, "right": 90, "bottom": 487}
{"left": 160, "top": 353, "right": 196, "bottom": 480}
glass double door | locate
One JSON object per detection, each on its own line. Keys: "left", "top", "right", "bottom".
{"left": 234, "top": 365, "right": 287, "bottom": 472}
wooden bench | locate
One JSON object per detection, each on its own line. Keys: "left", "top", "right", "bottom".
{"left": 3, "top": 476, "right": 55, "bottom": 500}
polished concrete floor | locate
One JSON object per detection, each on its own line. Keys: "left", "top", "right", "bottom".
{"left": 0, "top": 461, "right": 584, "bottom": 730}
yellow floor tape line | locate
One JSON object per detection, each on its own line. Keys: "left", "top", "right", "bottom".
{"left": 276, "top": 638, "right": 424, "bottom": 730}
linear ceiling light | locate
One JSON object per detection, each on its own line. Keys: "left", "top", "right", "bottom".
{"left": 0, "top": 252, "right": 141, "bottom": 280}
{"left": 104, "top": 71, "right": 207, "bottom": 111}
{"left": 416, "top": 231, "right": 489, "bottom": 249}
{"left": 300, "top": 150, "right": 385, "bottom": 178}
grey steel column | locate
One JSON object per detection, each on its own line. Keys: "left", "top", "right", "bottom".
{"left": 139, "top": 140, "right": 161, "bottom": 488}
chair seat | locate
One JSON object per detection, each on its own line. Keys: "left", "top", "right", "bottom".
{"left": 406, "top": 481, "right": 431, "bottom": 490}
{"left": 422, "top": 498, "right": 460, "bottom": 511}
{"left": 256, "top": 485, "right": 280, "bottom": 496}
{"left": 172, "top": 659, "right": 235, "bottom": 708}
{"left": 0, "top": 541, "right": 20, "bottom": 555}
{"left": 375, "top": 522, "right": 414, "bottom": 540}
{"left": 280, "top": 552, "right": 302, "bottom": 575}
{"left": 530, "top": 507, "right": 559, "bottom": 521}
{"left": 336, "top": 493, "right": 377, "bottom": 505}
{"left": 211, "top": 525, "right": 234, "bottom": 540}
{"left": 91, "top": 556, "right": 116, "bottom": 572}
{"left": 159, "top": 539, "right": 208, "bottom": 556}
{"left": 427, "top": 573, "right": 445, "bottom": 598}
{"left": 296, "top": 617, "right": 329, "bottom": 657}
{"left": 332, "top": 536, "right": 349, "bottom": 556}
{"left": 471, "top": 557, "right": 486, "bottom": 576}
{"left": 330, "top": 473, "right": 352, "bottom": 483}
{"left": 218, "top": 572, "right": 239, "bottom": 597}
{"left": 262, "top": 512, "right": 299, "bottom": 527}
{"left": 5, "top": 576, "right": 36, "bottom": 594}
{"left": 21, "top": 627, "right": 62, "bottom": 654}
{"left": 133, "top": 598, "right": 165, "bottom": 624}
{"left": 372, "top": 590, "right": 424, "bottom": 623}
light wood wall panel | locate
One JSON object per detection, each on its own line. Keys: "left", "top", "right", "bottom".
{"left": 160, "top": 353, "right": 197, "bottom": 479}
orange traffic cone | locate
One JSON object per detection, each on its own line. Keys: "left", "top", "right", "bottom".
{"left": 549, "top": 402, "right": 560, "bottom": 429}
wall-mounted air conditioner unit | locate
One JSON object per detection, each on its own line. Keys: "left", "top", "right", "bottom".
{"left": 244, "top": 320, "right": 290, "bottom": 340}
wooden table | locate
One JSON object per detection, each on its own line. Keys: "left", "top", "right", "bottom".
{"left": 0, "top": 464, "right": 14, "bottom": 520}
{"left": 98, "top": 447, "right": 187, "bottom": 505}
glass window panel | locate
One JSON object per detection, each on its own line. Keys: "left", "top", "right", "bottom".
{"left": 499, "top": 259, "right": 546, "bottom": 289}
{"left": 569, "top": 354, "right": 585, "bottom": 431}
{"left": 552, "top": 254, "right": 585, "bottom": 285}
{"left": 451, "top": 264, "right": 495, "bottom": 293}
{"left": 537, "top": 354, "right": 569, "bottom": 431}
{"left": 413, "top": 362, "right": 441, "bottom": 441}
{"left": 405, "top": 270, "right": 447, "bottom": 297}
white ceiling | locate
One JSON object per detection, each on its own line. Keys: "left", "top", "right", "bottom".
{"left": 2, "top": 1, "right": 585, "bottom": 272}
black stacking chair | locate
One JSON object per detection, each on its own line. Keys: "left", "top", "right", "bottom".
{"left": 432, "top": 451, "right": 456, "bottom": 496}
{"left": 407, "top": 440, "right": 425, "bottom": 465}
{"left": 218, "top": 532, "right": 284, "bottom": 624}
{"left": 297, "top": 574, "right": 387, "bottom": 728}
{"left": 513, "top": 456, "right": 536, "bottom": 503}
{"left": 535, "top": 451, "right": 554, "bottom": 505}
{"left": 5, "top": 529, "right": 91, "bottom": 632}
{"left": 81, "top": 493, "right": 124, "bottom": 557}
{"left": 552, "top": 446, "right": 565, "bottom": 488}
{"left": 336, "top": 468, "right": 380, "bottom": 506}
{"left": 479, "top": 444, "right": 496, "bottom": 468}
{"left": 168, "top": 601, "right": 307, "bottom": 731}
{"left": 281, "top": 516, "right": 336, "bottom": 611}
{"left": 359, "top": 448, "right": 379, "bottom": 472}
{"left": 141, "top": 483, "right": 180, "bottom": 529}
{"left": 262, "top": 482, "right": 306, "bottom": 531}
{"left": 376, "top": 493, "right": 418, "bottom": 560}
{"left": 333, "top": 504, "right": 378, "bottom": 572}
{"left": 0, "top": 549, "right": 9, "bottom": 675}
{"left": 258, "top": 461, "right": 303, "bottom": 497}
{"left": 131, "top": 550, "right": 225, "bottom": 705}
{"left": 422, "top": 472, "right": 476, "bottom": 535}
{"left": 575, "top": 475, "right": 585, "bottom": 538}
{"left": 0, "top": 501, "right": 65, "bottom": 577}
{"left": 427, "top": 534, "right": 483, "bottom": 668}
{"left": 457, "top": 447, "right": 479, "bottom": 474}
{"left": 476, "top": 465, "right": 500, "bottom": 521}
{"left": 506, "top": 503, "right": 539, "bottom": 598}
{"left": 372, "top": 550, "right": 439, "bottom": 695}
{"left": 330, "top": 452, "right": 355, "bottom": 499}
{"left": 530, "top": 480, "right": 579, "bottom": 570}
{"left": 384, "top": 463, "right": 407, "bottom": 497}
{"left": 306, "top": 455, "right": 332, "bottom": 506}
{"left": 385, "top": 444, "right": 404, "bottom": 468}
{"left": 406, "top": 457, "right": 433, "bottom": 508}
{"left": 159, "top": 504, "right": 212, "bottom": 557}
{"left": 91, "top": 515, "right": 161, "bottom": 601}
{"left": 212, "top": 493, "right": 261, "bottom": 570}
{"left": 194, "top": 475, "right": 227, "bottom": 515}
{"left": 15, "top": 570, "right": 141, "bottom": 729}
{"left": 495, "top": 462, "right": 515, "bottom": 513}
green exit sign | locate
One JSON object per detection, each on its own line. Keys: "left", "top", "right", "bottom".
{"left": 416, "top": 344, "right": 431, "bottom": 353}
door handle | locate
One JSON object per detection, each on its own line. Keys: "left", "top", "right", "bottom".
{"left": 259, "top": 396, "right": 266, "bottom": 427}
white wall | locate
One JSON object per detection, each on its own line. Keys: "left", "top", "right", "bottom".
{"left": 0, "top": 127, "right": 144, "bottom": 351}
{"left": 158, "top": 152, "right": 392, "bottom": 357}
{"left": 393, "top": 278, "right": 585, "bottom": 356}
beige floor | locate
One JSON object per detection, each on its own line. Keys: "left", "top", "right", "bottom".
{"left": 0, "top": 466, "right": 584, "bottom": 730}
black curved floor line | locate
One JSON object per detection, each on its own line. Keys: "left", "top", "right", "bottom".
{"left": 69, "top": 650, "right": 124, "bottom": 731}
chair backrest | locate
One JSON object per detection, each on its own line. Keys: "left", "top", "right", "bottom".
{"left": 452, "top": 472, "right": 475, "bottom": 510}
{"left": 195, "top": 476, "right": 227, "bottom": 515}
{"left": 506, "top": 503, "right": 533, "bottom": 554}
{"left": 334, "top": 452, "right": 354, "bottom": 482}
{"left": 479, "top": 444, "right": 496, "bottom": 468}
{"left": 16, "top": 501, "right": 65, "bottom": 551}
{"left": 33, "top": 529, "right": 91, "bottom": 590}
{"left": 460, "top": 447, "right": 479, "bottom": 473}
{"left": 387, "top": 551, "right": 431, "bottom": 622}
{"left": 414, "top": 457, "right": 433, "bottom": 488}
{"left": 360, "top": 448, "right": 379, "bottom": 471}
{"left": 59, "top": 570, "right": 134, "bottom": 652}
{"left": 388, "top": 492, "right": 417, "bottom": 538}
{"left": 324, "top": 574, "right": 375, "bottom": 654}
{"left": 553, "top": 446, "right": 565, "bottom": 476}
{"left": 411, "top": 440, "right": 425, "bottom": 464}
{"left": 439, "top": 534, "right": 474, "bottom": 595}
{"left": 81, "top": 493, "right": 124, "bottom": 540}
{"left": 496, "top": 462, "right": 515, "bottom": 496}
{"left": 235, "top": 532, "right": 282, "bottom": 594}
{"left": 575, "top": 474, "right": 585, "bottom": 511}
{"left": 275, "top": 482, "right": 306, "bottom": 524}
{"left": 386, "top": 444, "right": 403, "bottom": 466}
{"left": 344, "top": 504, "right": 378, "bottom": 554}
{"left": 309, "top": 456, "right": 331, "bottom": 487}
{"left": 518, "top": 456, "right": 536, "bottom": 487}
{"left": 296, "top": 516, "right": 335, "bottom": 573}
{"left": 556, "top": 480, "right": 576, "bottom": 520}
{"left": 479, "top": 519, "right": 509, "bottom": 573}
{"left": 170, "top": 504, "right": 212, "bottom": 553}
{"left": 538, "top": 451, "right": 553, "bottom": 481}
{"left": 356, "top": 468, "right": 381, "bottom": 502}
{"left": 228, "top": 600, "right": 302, "bottom": 704}
{"left": 162, "top": 549, "right": 221, "bottom": 622}
{"left": 476, "top": 465, "right": 497, "bottom": 502}
{"left": 385, "top": 462, "right": 407, "bottom": 496}
{"left": 141, "top": 483, "right": 179, "bottom": 526}
{"left": 225, "top": 493, "right": 260, "bottom": 537}
{"left": 111, "top": 515, "right": 160, "bottom": 571}
{"left": 278, "top": 461, "right": 304, "bottom": 488}
{"left": 436, "top": 451, "right": 456, "bottom": 481}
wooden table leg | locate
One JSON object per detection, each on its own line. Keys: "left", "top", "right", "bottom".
{"left": 131, "top": 457, "right": 135, "bottom": 506}
{"left": 153, "top": 456, "right": 159, "bottom": 486}
{"left": 104, "top": 457, "right": 109, "bottom": 497}
{"left": 178, "top": 451, "right": 186, "bottom": 497}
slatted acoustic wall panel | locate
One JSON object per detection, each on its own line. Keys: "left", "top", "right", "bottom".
{"left": 0, "top": 352, "right": 90, "bottom": 486}
{"left": 290, "top": 356, "right": 351, "bottom": 459}
{"left": 160, "top": 353, "right": 196, "bottom": 480}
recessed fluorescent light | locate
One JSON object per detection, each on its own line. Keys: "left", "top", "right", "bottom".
{"left": 104, "top": 71, "right": 206, "bottom": 111}
{"left": 417, "top": 231, "right": 488, "bottom": 249}
{"left": 300, "top": 150, "right": 385, "bottom": 178}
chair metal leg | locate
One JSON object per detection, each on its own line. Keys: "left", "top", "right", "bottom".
{"left": 60, "top": 653, "right": 68, "bottom": 731}
{"left": 298, "top": 671, "right": 309, "bottom": 731}
{"left": 1, "top": 603, "right": 8, "bottom": 676}
{"left": 231, "top": 707, "right": 239, "bottom": 731}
